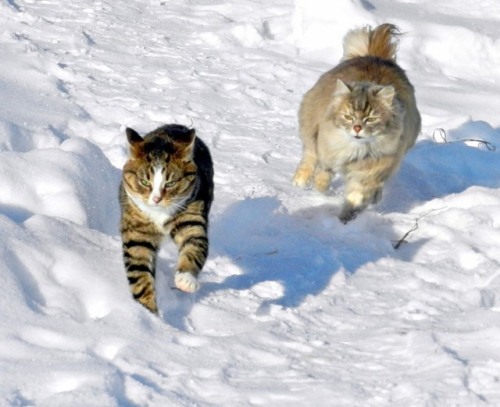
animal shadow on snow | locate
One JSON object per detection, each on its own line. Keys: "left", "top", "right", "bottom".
{"left": 206, "top": 196, "right": 414, "bottom": 312}
{"left": 382, "top": 120, "right": 500, "bottom": 214}
{"left": 159, "top": 121, "right": 499, "bottom": 323}
{"left": 156, "top": 254, "right": 198, "bottom": 329}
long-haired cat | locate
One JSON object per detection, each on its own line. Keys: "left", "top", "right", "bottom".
{"left": 119, "top": 124, "right": 214, "bottom": 313}
{"left": 293, "top": 23, "right": 421, "bottom": 223}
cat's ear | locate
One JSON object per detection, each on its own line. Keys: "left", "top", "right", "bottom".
{"left": 376, "top": 85, "right": 395, "bottom": 106}
{"left": 334, "top": 79, "right": 351, "bottom": 96}
{"left": 126, "top": 127, "right": 143, "bottom": 144}
{"left": 174, "top": 128, "right": 196, "bottom": 160}
{"left": 126, "top": 127, "right": 144, "bottom": 158}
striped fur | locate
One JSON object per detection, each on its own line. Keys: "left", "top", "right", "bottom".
{"left": 293, "top": 24, "right": 421, "bottom": 223}
{"left": 119, "top": 124, "right": 213, "bottom": 313}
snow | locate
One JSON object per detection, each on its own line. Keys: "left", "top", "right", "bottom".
{"left": 1, "top": 0, "right": 499, "bottom": 405}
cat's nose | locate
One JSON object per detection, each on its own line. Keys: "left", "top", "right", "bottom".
{"left": 353, "top": 125, "right": 362, "bottom": 134}
{"left": 152, "top": 196, "right": 161, "bottom": 204}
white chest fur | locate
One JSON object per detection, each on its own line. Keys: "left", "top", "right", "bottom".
{"left": 128, "top": 191, "right": 185, "bottom": 230}
{"left": 320, "top": 125, "right": 400, "bottom": 171}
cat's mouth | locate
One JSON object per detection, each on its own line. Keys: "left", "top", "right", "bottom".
{"left": 352, "top": 134, "right": 373, "bottom": 143}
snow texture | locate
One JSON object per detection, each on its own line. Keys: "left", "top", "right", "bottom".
{"left": 1, "top": 0, "right": 500, "bottom": 406}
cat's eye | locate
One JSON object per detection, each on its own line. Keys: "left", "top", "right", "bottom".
{"left": 140, "top": 179, "right": 150, "bottom": 187}
{"left": 165, "top": 180, "right": 177, "bottom": 188}
{"left": 365, "top": 117, "right": 377, "bottom": 123}
{"left": 344, "top": 114, "right": 354, "bottom": 121}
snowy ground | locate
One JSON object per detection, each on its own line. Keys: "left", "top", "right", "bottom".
{"left": 1, "top": 0, "right": 500, "bottom": 406}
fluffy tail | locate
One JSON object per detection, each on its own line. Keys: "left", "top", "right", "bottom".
{"left": 342, "top": 23, "right": 399, "bottom": 61}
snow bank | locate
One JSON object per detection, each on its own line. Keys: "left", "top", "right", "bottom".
{"left": 1, "top": 0, "right": 500, "bottom": 405}
{"left": 0, "top": 137, "right": 120, "bottom": 233}
{"left": 416, "top": 23, "right": 500, "bottom": 82}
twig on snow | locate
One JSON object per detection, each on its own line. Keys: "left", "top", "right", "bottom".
{"left": 393, "top": 208, "right": 446, "bottom": 249}
{"left": 433, "top": 128, "right": 496, "bottom": 151}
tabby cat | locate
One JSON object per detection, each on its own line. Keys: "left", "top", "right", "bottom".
{"left": 119, "top": 124, "right": 214, "bottom": 313}
{"left": 293, "top": 24, "right": 421, "bottom": 223}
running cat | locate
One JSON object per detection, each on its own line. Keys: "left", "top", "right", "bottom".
{"left": 119, "top": 124, "right": 213, "bottom": 313}
{"left": 293, "top": 24, "right": 421, "bottom": 223}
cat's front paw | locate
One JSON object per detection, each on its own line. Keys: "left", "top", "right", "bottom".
{"left": 313, "top": 169, "right": 332, "bottom": 193}
{"left": 175, "top": 271, "right": 200, "bottom": 293}
{"left": 292, "top": 164, "right": 313, "bottom": 187}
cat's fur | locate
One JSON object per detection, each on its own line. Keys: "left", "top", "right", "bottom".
{"left": 293, "top": 24, "right": 421, "bottom": 223}
{"left": 119, "top": 124, "right": 213, "bottom": 313}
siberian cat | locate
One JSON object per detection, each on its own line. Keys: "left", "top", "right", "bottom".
{"left": 119, "top": 124, "right": 214, "bottom": 313}
{"left": 293, "top": 24, "right": 421, "bottom": 223}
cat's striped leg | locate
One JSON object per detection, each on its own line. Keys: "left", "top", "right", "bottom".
{"left": 168, "top": 201, "right": 209, "bottom": 293}
{"left": 122, "top": 234, "right": 160, "bottom": 313}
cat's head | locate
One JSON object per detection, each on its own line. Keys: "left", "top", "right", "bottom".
{"left": 329, "top": 79, "right": 403, "bottom": 141}
{"left": 122, "top": 124, "right": 198, "bottom": 208}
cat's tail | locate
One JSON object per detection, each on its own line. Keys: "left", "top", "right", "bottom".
{"left": 342, "top": 23, "right": 399, "bottom": 61}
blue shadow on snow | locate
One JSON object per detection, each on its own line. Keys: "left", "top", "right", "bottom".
{"left": 380, "top": 120, "right": 500, "bottom": 213}
{"left": 207, "top": 197, "right": 397, "bottom": 309}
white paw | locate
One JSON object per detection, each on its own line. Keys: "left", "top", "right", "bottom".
{"left": 175, "top": 272, "right": 199, "bottom": 293}
{"left": 292, "top": 173, "right": 307, "bottom": 187}
{"left": 292, "top": 178, "right": 305, "bottom": 187}
{"left": 346, "top": 190, "right": 365, "bottom": 207}
{"left": 292, "top": 166, "right": 313, "bottom": 188}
